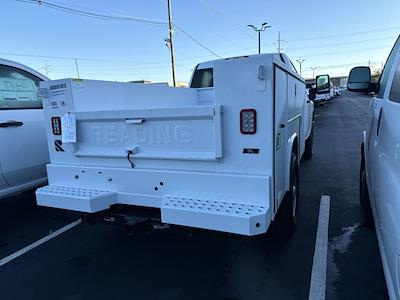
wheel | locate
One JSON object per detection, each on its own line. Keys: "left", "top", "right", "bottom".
{"left": 359, "top": 157, "right": 372, "bottom": 213}
{"left": 274, "top": 153, "right": 299, "bottom": 236}
{"left": 303, "top": 125, "right": 314, "bottom": 160}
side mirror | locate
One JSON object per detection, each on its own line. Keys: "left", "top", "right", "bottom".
{"left": 347, "top": 66, "right": 371, "bottom": 92}
{"left": 316, "top": 74, "right": 330, "bottom": 94}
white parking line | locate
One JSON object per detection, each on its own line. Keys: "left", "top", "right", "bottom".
{"left": 308, "top": 195, "right": 331, "bottom": 300}
{"left": 0, "top": 218, "right": 82, "bottom": 267}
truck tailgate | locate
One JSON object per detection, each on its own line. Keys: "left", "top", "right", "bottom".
{"left": 72, "top": 106, "right": 222, "bottom": 161}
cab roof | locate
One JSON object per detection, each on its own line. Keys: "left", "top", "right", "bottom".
{"left": 0, "top": 58, "right": 49, "bottom": 81}
{"left": 195, "top": 53, "right": 302, "bottom": 81}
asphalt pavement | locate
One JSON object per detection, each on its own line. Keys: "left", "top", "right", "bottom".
{"left": 0, "top": 91, "right": 388, "bottom": 300}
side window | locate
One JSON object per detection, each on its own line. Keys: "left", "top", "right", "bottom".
{"left": 389, "top": 57, "right": 400, "bottom": 102}
{"left": 377, "top": 36, "right": 400, "bottom": 98}
{"left": 190, "top": 68, "right": 213, "bottom": 88}
{"left": 0, "top": 64, "right": 42, "bottom": 109}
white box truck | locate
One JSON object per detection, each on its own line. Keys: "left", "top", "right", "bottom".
{"left": 36, "top": 53, "right": 314, "bottom": 236}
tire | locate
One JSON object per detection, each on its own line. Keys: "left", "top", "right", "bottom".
{"left": 274, "top": 153, "right": 299, "bottom": 236}
{"left": 359, "top": 157, "right": 372, "bottom": 214}
{"left": 303, "top": 125, "right": 314, "bottom": 160}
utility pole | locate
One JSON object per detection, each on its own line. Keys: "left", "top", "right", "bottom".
{"left": 167, "top": 0, "right": 176, "bottom": 87}
{"left": 277, "top": 31, "right": 284, "bottom": 53}
{"left": 296, "top": 58, "right": 305, "bottom": 77}
{"left": 44, "top": 60, "right": 49, "bottom": 76}
{"left": 247, "top": 22, "right": 271, "bottom": 54}
{"left": 74, "top": 58, "right": 80, "bottom": 79}
{"left": 311, "top": 66, "right": 317, "bottom": 78}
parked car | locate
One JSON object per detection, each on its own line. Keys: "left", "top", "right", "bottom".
{"left": 348, "top": 35, "right": 400, "bottom": 300}
{"left": 0, "top": 58, "right": 49, "bottom": 199}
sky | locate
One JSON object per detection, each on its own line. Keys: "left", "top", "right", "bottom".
{"left": 2, "top": 0, "right": 400, "bottom": 83}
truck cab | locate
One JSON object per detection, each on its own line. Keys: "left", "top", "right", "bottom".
{"left": 36, "top": 53, "right": 314, "bottom": 236}
{"left": 349, "top": 35, "right": 400, "bottom": 300}
{"left": 0, "top": 59, "right": 49, "bottom": 199}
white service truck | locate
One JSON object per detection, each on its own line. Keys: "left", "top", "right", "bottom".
{"left": 36, "top": 53, "right": 314, "bottom": 236}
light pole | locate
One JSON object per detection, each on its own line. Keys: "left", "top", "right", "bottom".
{"left": 311, "top": 66, "right": 317, "bottom": 78}
{"left": 247, "top": 22, "right": 271, "bottom": 54}
{"left": 296, "top": 58, "right": 305, "bottom": 77}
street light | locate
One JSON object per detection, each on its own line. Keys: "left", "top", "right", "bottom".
{"left": 247, "top": 22, "right": 271, "bottom": 54}
{"left": 296, "top": 58, "right": 305, "bottom": 77}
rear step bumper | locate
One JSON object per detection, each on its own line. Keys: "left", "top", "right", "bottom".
{"left": 162, "top": 196, "right": 268, "bottom": 235}
{"left": 36, "top": 185, "right": 270, "bottom": 236}
{"left": 36, "top": 185, "right": 116, "bottom": 213}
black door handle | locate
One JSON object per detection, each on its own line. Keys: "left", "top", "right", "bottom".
{"left": 0, "top": 121, "right": 24, "bottom": 128}
{"left": 377, "top": 109, "right": 382, "bottom": 136}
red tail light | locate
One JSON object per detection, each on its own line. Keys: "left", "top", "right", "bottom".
{"left": 240, "top": 109, "right": 257, "bottom": 134}
{"left": 51, "top": 117, "right": 62, "bottom": 135}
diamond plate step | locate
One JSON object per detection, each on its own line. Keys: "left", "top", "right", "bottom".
{"left": 36, "top": 185, "right": 116, "bottom": 213}
{"left": 161, "top": 196, "right": 269, "bottom": 236}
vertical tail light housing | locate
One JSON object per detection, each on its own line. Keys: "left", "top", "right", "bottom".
{"left": 240, "top": 109, "right": 257, "bottom": 134}
{"left": 51, "top": 117, "right": 62, "bottom": 135}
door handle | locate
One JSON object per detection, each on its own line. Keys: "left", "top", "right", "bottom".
{"left": 0, "top": 121, "right": 24, "bottom": 128}
{"left": 376, "top": 109, "right": 382, "bottom": 136}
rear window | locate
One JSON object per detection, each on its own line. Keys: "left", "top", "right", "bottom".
{"left": 190, "top": 68, "right": 213, "bottom": 88}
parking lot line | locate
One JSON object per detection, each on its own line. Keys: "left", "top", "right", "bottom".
{"left": 308, "top": 195, "right": 331, "bottom": 300}
{"left": 0, "top": 218, "right": 82, "bottom": 267}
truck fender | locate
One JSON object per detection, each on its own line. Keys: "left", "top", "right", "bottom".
{"left": 285, "top": 133, "right": 298, "bottom": 190}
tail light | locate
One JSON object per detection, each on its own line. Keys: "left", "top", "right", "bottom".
{"left": 51, "top": 117, "right": 62, "bottom": 135}
{"left": 240, "top": 109, "right": 257, "bottom": 134}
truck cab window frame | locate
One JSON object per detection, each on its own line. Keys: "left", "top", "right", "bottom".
{"left": 377, "top": 36, "right": 400, "bottom": 99}
{"left": 389, "top": 55, "right": 400, "bottom": 103}
{"left": 0, "top": 64, "right": 43, "bottom": 110}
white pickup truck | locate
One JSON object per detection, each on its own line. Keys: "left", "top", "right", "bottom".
{"left": 36, "top": 53, "right": 314, "bottom": 236}
{"left": 0, "top": 58, "right": 49, "bottom": 199}
{"left": 348, "top": 35, "right": 400, "bottom": 300}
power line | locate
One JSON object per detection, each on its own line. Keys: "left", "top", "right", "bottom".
{"left": 18, "top": 0, "right": 221, "bottom": 59}
{"left": 197, "top": 0, "right": 257, "bottom": 41}
{"left": 17, "top": 0, "right": 168, "bottom": 25}
{"left": 0, "top": 51, "right": 109, "bottom": 61}
{"left": 284, "top": 25, "right": 400, "bottom": 42}
{"left": 302, "top": 61, "right": 380, "bottom": 71}
{"left": 175, "top": 26, "right": 222, "bottom": 58}
{"left": 285, "top": 35, "right": 397, "bottom": 52}
{"left": 296, "top": 44, "right": 394, "bottom": 59}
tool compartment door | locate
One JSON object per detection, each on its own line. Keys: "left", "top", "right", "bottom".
{"left": 73, "top": 105, "right": 222, "bottom": 161}
{"left": 273, "top": 66, "right": 288, "bottom": 212}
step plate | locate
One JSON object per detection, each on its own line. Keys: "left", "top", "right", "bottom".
{"left": 161, "top": 196, "right": 269, "bottom": 236}
{"left": 36, "top": 185, "right": 116, "bottom": 213}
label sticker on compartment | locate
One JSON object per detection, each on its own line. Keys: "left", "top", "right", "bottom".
{"left": 61, "top": 113, "right": 76, "bottom": 143}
